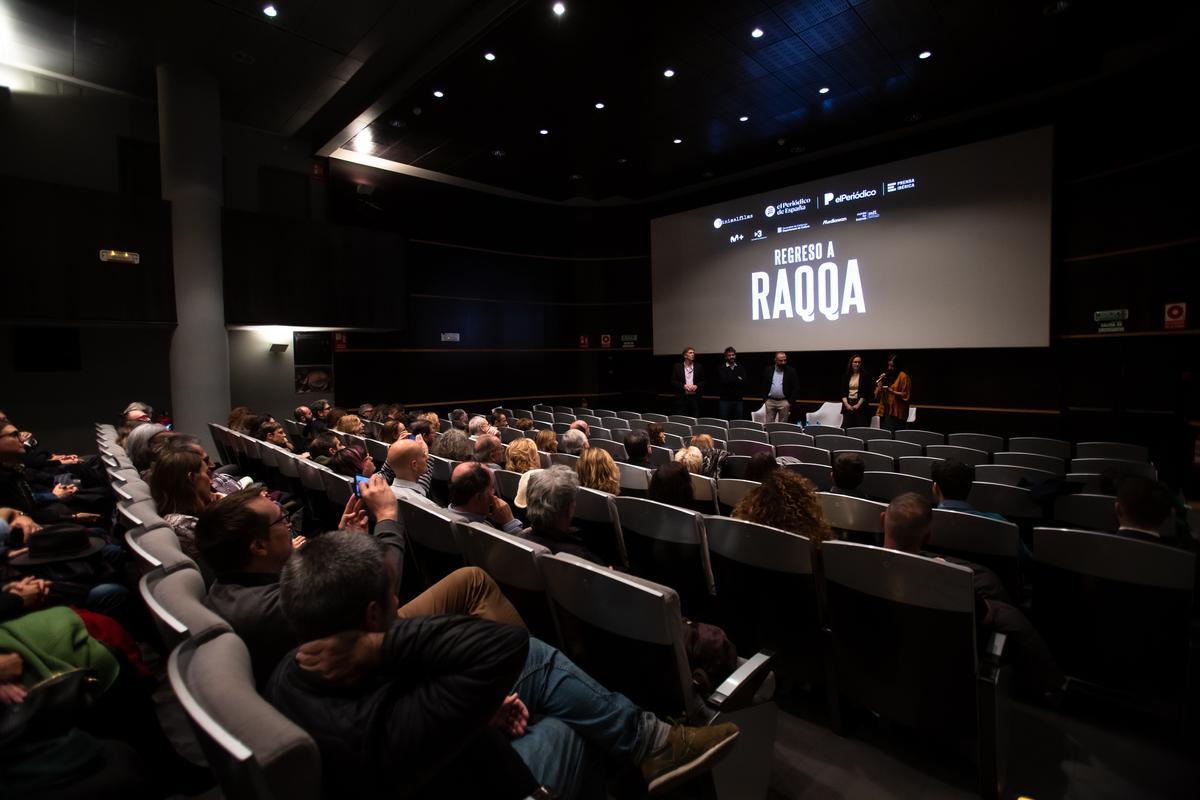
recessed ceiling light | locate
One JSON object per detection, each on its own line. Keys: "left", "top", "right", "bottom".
{"left": 673, "top": 138, "right": 683, "bottom": 144}
{"left": 738, "top": 115, "right": 749, "bottom": 122}
{"left": 570, "top": 173, "right": 582, "bottom": 180}
{"left": 616, "top": 157, "right": 627, "bottom": 164}
{"left": 818, "top": 87, "right": 830, "bottom": 94}
{"left": 484, "top": 52, "right": 496, "bottom": 61}
{"left": 751, "top": 27, "right": 764, "bottom": 38}
{"left": 262, "top": 4, "right": 277, "bottom": 17}
{"left": 663, "top": 68, "right": 675, "bottom": 78}
{"left": 594, "top": 102, "right": 605, "bottom": 109}
{"left": 918, "top": 50, "right": 932, "bottom": 60}
{"left": 552, "top": 2, "right": 566, "bottom": 16}
{"left": 433, "top": 90, "right": 444, "bottom": 98}
{"left": 539, "top": 129, "right": 549, "bottom": 135}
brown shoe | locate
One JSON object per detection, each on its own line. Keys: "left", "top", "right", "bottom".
{"left": 640, "top": 722, "right": 740, "bottom": 795}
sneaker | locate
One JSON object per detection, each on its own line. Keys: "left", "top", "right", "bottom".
{"left": 640, "top": 722, "right": 740, "bottom": 795}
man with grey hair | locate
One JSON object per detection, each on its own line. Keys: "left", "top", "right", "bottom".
{"left": 468, "top": 415, "right": 495, "bottom": 437}
{"left": 559, "top": 428, "right": 589, "bottom": 456}
{"left": 268, "top": 530, "right": 740, "bottom": 798}
{"left": 519, "top": 466, "right": 608, "bottom": 566}
{"left": 473, "top": 434, "right": 505, "bottom": 471}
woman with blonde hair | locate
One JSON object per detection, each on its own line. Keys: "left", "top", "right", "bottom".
{"left": 418, "top": 412, "right": 441, "bottom": 433}
{"left": 673, "top": 446, "right": 703, "bottom": 475}
{"left": 335, "top": 414, "right": 365, "bottom": 435}
{"left": 689, "top": 434, "right": 727, "bottom": 480}
{"left": 505, "top": 438, "right": 541, "bottom": 474}
{"left": 535, "top": 429, "right": 558, "bottom": 454}
{"left": 576, "top": 448, "right": 620, "bottom": 495}
{"left": 732, "top": 470, "right": 834, "bottom": 544}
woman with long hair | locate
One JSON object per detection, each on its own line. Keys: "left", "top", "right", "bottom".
{"left": 732, "top": 470, "right": 834, "bottom": 544}
{"left": 576, "top": 448, "right": 620, "bottom": 495}
{"left": 841, "top": 354, "right": 869, "bottom": 429}
{"left": 688, "top": 434, "right": 727, "bottom": 479}
{"left": 873, "top": 353, "right": 912, "bottom": 432}
{"left": 505, "top": 438, "right": 541, "bottom": 475}
{"left": 535, "top": 429, "right": 558, "bottom": 454}
{"left": 150, "top": 447, "right": 218, "bottom": 559}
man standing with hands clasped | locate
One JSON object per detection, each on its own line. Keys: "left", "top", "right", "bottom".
{"left": 761, "top": 351, "right": 799, "bottom": 423}
{"left": 716, "top": 347, "right": 747, "bottom": 421}
{"left": 671, "top": 346, "right": 705, "bottom": 418}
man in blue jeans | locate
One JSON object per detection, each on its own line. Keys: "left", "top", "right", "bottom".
{"left": 267, "top": 532, "right": 738, "bottom": 799}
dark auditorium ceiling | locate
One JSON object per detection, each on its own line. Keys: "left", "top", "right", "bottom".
{"left": 3, "top": 0, "right": 1193, "bottom": 203}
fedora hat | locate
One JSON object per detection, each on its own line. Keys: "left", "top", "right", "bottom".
{"left": 9, "top": 524, "right": 107, "bottom": 567}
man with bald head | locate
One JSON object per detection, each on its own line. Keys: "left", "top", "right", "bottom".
{"left": 568, "top": 419, "right": 589, "bottom": 438}
{"left": 386, "top": 437, "right": 433, "bottom": 505}
{"left": 446, "top": 462, "right": 522, "bottom": 533}
{"left": 880, "top": 493, "right": 1063, "bottom": 701}
{"left": 473, "top": 434, "right": 505, "bottom": 471}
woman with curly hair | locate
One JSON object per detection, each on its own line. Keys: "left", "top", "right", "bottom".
{"left": 417, "top": 412, "right": 441, "bottom": 433}
{"left": 688, "top": 434, "right": 727, "bottom": 479}
{"left": 732, "top": 470, "right": 834, "bottom": 544}
{"left": 673, "top": 446, "right": 703, "bottom": 475}
{"left": 535, "top": 429, "right": 558, "bottom": 454}
{"left": 505, "top": 438, "right": 541, "bottom": 474}
{"left": 335, "top": 414, "right": 366, "bottom": 436}
{"left": 576, "top": 448, "right": 620, "bottom": 495}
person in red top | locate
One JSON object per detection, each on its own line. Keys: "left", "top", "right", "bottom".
{"left": 874, "top": 353, "right": 912, "bottom": 432}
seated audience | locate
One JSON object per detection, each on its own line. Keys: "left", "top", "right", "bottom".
{"left": 445, "top": 463, "right": 523, "bottom": 533}
{"left": 624, "top": 430, "right": 651, "bottom": 467}
{"left": 417, "top": 411, "right": 442, "bottom": 433}
{"left": 357, "top": 403, "right": 375, "bottom": 421}
{"left": 125, "top": 423, "right": 168, "bottom": 473}
{"left": 689, "top": 434, "right": 727, "bottom": 479}
{"left": 267, "top": 531, "right": 739, "bottom": 798}
{"left": 733, "top": 471, "right": 835, "bottom": 544}
{"left": 645, "top": 422, "right": 667, "bottom": 448}
{"left": 536, "top": 429, "right": 558, "bottom": 453}
{"left": 932, "top": 459, "right": 1006, "bottom": 521}
{"left": 504, "top": 439, "right": 540, "bottom": 475}
{"left": 577, "top": 448, "right": 620, "bottom": 495}
{"left": 150, "top": 447, "right": 220, "bottom": 560}
{"left": 744, "top": 452, "right": 779, "bottom": 483}
{"left": 259, "top": 420, "right": 298, "bottom": 453}
{"left": 648, "top": 462, "right": 694, "bottom": 508}
{"left": 520, "top": 466, "right": 608, "bottom": 565}
{"left": 432, "top": 429, "right": 473, "bottom": 462}
{"left": 293, "top": 405, "right": 313, "bottom": 429}
{"left": 673, "top": 446, "right": 703, "bottom": 475}
{"left": 329, "top": 445, "right": 375, "bottom": 479}
{"left": 569, "top": 419, "right": 590, "bottom": 438}
{"left": 197, "top": 480, "right": 523, "bottom": 688}
{"left": 379, "top": 419, "right": 403, "bottom": 444}
{"left": 450, "top": 408, "right": 469, "bottom": 432}
{"left": 492, "top": 411, "right": 510, "bottom": 429}
{"left": 227, "top": 405, "right": 253, "bottom": 433}
{"left": 469, "top": 415, "right": 495, "bottom": 437}
{"left": 559, "top": 429, "right": 589, "bottom": 456}
{"left": 122, "top": 401, "right": 153, "bottom": 424}
{"left": 0, "top": 420, "right": 92, "bottom": 524}
{"left": 386, "top": 437, "right": 433, "bottom": 504}
{"left": 512, "top": 416, "right": 534, "bottom": 432}
{"left": 1115, "top": 475, "right": 1188, "bottom": 547}
{"left": 335, "top": 414, "right": 366, "bottom": 436}
{"left": 830, "top": 452, "right": 866, "bottom": 497}
{"left": 882, "top": 493, "right": 1063, "bottom": 700}
{"left": 306, "top": 432, "right": 344, "bottom": 466}
{"left": 306, "top": 400, "right": 332, "bottom": 438}
{"left": 473, "top": 434, "right": 506, "bottom": 470}
{"left": 407, "top": 418, "right": 435, "bottom": 447}
{"left": 327, "top": 407, "right": 349, "bottom": 430}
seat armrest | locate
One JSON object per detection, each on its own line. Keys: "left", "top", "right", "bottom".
{"left": 706, "top": 650, "right": 775, "bottom": 711}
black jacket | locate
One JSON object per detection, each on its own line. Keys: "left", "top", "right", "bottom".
{"left": 715, "top": 362, "right": 748, "bottom": 400}
{"left": 266, "top": 614, "right": 531, "bottom": 799}
{"left": 761, "top": 365, "right": 801, "bottom": 404}
{"left": 670, "top": 362, "right": 705, "bottom": 398}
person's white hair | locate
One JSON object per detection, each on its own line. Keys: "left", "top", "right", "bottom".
{"left": 525, "top": 466, "right": 578, "bottom": 530}
{"left": 559, "top": 429, "right": 588, "bottom": 455}
{"left": 468, "top": 416, "right": 490, "bottom": 436}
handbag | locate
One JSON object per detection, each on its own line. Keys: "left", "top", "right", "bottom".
{"left": 0, "top": 668, "right": 103, "bottom": 746}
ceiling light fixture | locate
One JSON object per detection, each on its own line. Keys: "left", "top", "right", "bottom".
{"left": 738, "top": 115, "right": 749, "bottom": 122}
{"left": 433, "top": 90, "right": 444, "bottom": 98}
{"left": 262, "top": 4, "right": 277, "bottom": 17}
{"left": 594, "top": 102, "right": 605, "bottom": 109}
{"left": 553, "top": 2, "right": 566, "bottom": 16}
{"left": 484, "top": 52, "right": 496, "bottom": 61}
{"left": 663, "top": 68, "right": 675, "bottom": 78}
{"left": 818, "top": 86, "right": 829, "bottom": 94}
{"left": 673, "top": 138, "right": 683, "bottom": 144}
{"left": 539, "top": 129, "right": 549, "bottom": 135}
{"left": 918, "top": 50, "right": 932, "bottom": 60}
{"left": 751, "top": 27, "right": 764, "bottom": 38}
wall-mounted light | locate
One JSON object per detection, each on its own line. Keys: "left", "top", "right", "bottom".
{"left": 269, "top": 342, "right": 289, "bottom": 353}
{"left": 100, "top": 249, "right": 140, "bottom": 264}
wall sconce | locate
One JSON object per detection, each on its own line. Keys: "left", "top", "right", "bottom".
{"left": 269, "top": 342, "right": 289, "bottom": 353}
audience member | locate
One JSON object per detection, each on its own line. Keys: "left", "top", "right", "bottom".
{"left": 1115, "top": 475, "right": 1186, "bottom": 547}
{"left": 0, "top": 420, "right": 91, "bottom": 524}
{"left": 473, "top": 435, "right": 506, "bottom": 470}
{"left": 267, "top": 531, "right": 738, "bottom": 798}
{"left": 932, "top": 459, "right": 1005, "bottom": 521}
{"left": 306, "top": 400, "right": 332, "bottom": 438}
{"left": 150, "top": 446, "right": 222, "bottom": 560}
{"left": 294, "top": 405, "right": 313, "bottom": 427}
{"left": 124, "top": 422, "right": 169, "bottom": 473}
{"left": 357, "top": 403, "right": 375, "bottom": 420}
{"left": 492, "top": 411, "right": 510, "bottom": 429}
{"left": 335, "top": 414, "right": 366, "bottom": 436}
{"left": 624, "top": 430, "right": 651, "bottom": 467}
{"left": 733, "top": 471, "right": 834, "bottom": 544}
{"left": 386, "top": 438, "right": 433, "bottom": 504}
{"left": 122, "top": 401, "right": 153, "bottom": 423}
{"left": 744, "top": 452, "right": 778, "bottom": 483}
{"left": 433, "top": 429, "right": 473, "bottom": 462}
{"left": 259, "top": 421, "right": 297, "bottom": 453}
{"left": 227, "top": 406, "right": 253, "bottom": 433}
{"left": 329, "top": 445, "right": 375, "bottom": 479}
{"left": 521, "top": 466, "right": 608, "bottom": 565}
{"left": 577, "top": 448, "right": 620, "bottom": 495}
{"left": 831, "top": 452, "right": 866, "bottom": 497}
{"left": 446, "top": 463, "right": 523, "bottom": 533}
{"left": 450, "top": 409, "right": 469, "bottom": 432}
{"left": 407, "top": 418, "right": 435, "bottom": 447}
{"left": 306, "top": 432, "right": 343, "bottom": 466}
{"left": 379, "top": 420, "right": 403, "bottom": 444}
{"left": 569, "top": 419, "right": 590, "bottom": 438}
{"left": 535, "top": 430, "right": 558, "bottom": 453}
{"left": 559, "top": 429, "right": 589, "bottom": 456}
{"left": 504, "top": 439, "right": 540, "bottom": 474}
{"left": 882, "top": 493, "right": 1063, "bottom": 701}
{"left": 327, "top": 407, "right": 349, "bottom": 430}
{"left": 645, "top": 422, "right": 666, "bottom": 447}
{"left": 689, "top": 434, "right": 727, "bottom": 479}
{"left": 417, "top": 412, "right": 442, "bottom": 433}
{"left": 673, "top": 446, "right": 703, "bottom": 475}
{"left": 469, "top": 415, "right": 495, "bottom": 437}
{"left": 648, "top": 462, "right": 693, "bottom": 508}
{"left": 512, "top": 416, "right": 534, "bottom": 431}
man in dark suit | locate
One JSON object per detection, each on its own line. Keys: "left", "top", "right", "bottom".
{"left": 716, "top": 346, "right": 747, "bottom": 421}
{"left": 670, "top": 346, "right": 705, "bottom": 418}
{"left": 760, "top": 351, "right": 799, "bottom": 423}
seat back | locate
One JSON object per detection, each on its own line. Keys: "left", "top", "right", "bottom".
{"left": 698, "top": 418, "right": 729, "bottom": 428}
{"left": 727, "top": 440, "right": 775, "bottom": 458}
{"left": 641, "top": 413, "right": 669, "bottom": 423}
{"left": 539, "top": 553, "right": 697, "bottom": 719}
{"left": 533, "top": 410, "right": 554, "bottom": 423}
{"left": 612, "top": 497, "right": 714, "bottom": 616}
{"left": 500, "top": 427, "right": 525, "bottom": 444}
{"left": 1052, "top": 493, "right": 1117, "bottom": 532}
{"left": 577, "top": 414, "right": 603, "bottom": 429}
{"left": 895, "top": 429, "right": 944, "bottom": 447}
{"left": 551, "top": 452, "right": 580, "bottom": 468}
{"left": 605, "top": 416, "right": 631, "bottom": 431}
{"left": 616, "top": 410, "right": 642, "bottom": 421}
{"left": 818, "top": 492, "right": 887, "bottom": 545}
{"left": 692, "top": 424, "right": 728, "bottom": 440}
{"left": 592, "top": 439, "right": 628, "bottom": 461}
{"left": 615, "top": 461, "right": 652, "bottom": 497}
{"left": 822, "top": 541, "right": 978, "bottom": 736}
{"left": 729, "top": 420, "right": 765, "bottom": 432}
{"left": 860, "top": 471, "right": 933, "bottom": 503}
{"left": 648, "top": 445, "right": 673, "bottom": 467}
{"left": 1069, "top": 458, "right": 1156, "bottom": 480}
{"left": 398, "top": 499, "right": 465, "bottom": 587}
{"left": 513, "top": 408, "right": 534, "bottom": 420}
{"left": 141, "top": 566, "right": 229, "bottom": 647}
{"left": 717, "top": 478, "right": 760, "bottom": 515}
{"left": 320, "top": 470, "right": 353, "bottom": 506}
{"left": 1032, "top": 527, "right": 1194, "bottom": 702}
{"left": 661, "top": 421, "right": 693, "bottom": 437}
{"left": 782, "top": 462, "right": 833, "bottom": 491}
{"left": 593, "top": 409, "right": 617, "bottom": 419}
{"left": 993, "top": 451, "right": 1065, "bottom": 476}
{"left": 1007, "top": 436, "right": 1071, "bottom": 460}
{"left": 867, "top": 439, "right": 922, "bottom": 459}
{"left": 1075, "top": 442, "right": 1149, "bottom": 462}
{"left": 833, "top": 449, "right": 894, "bottom": 473}
{"left": 927, "top": 444, "right": 990, "bottom": 467}
{"left": 776, "top": 444, "right": 830, "bottom": 465}
{"left": 814, "top": 434, "right": 864, "bottom": 452}
{"left": 723, "top": 428, "right": 767, "bottom": 444}
{"left": 492, "top": 469, "right": 522, "bottom": 506}
{"left": 169, "top": 633, "right": 321, "bottom": 800}
{"left": 966, "top": 481, "right": 1042, "bottom": 520}
{"left": 897, "top": 456, "right": 944, "bottom": 479}
{"left": 553, "top": 412, "right": 576, "bottom": 425}
{"left": 688, "top": 473, "right": 719, "bottom": 515}
{"left": 669, "top": 415, "right": 698, "bottom": 426}
{"left": 803, "top": 425, "right": 843, "bottom": 437}
{"left": 972, "top": 463, "right": 1053, "bottom": 487}
{"left": 452, "top": 521, "right": 557, "bottom": 644}
{"left": 572, "top": 486, "right": 628, "bottom": 568}
{"left": 130, "top": 525, "right": 199, "bottom": 573}
{"left": 721, "top": 454, "right": 751, "bottom": 479}
{"left": 948, "top": 433, "right": 1004, "bottom": 454}
{"left": 845, "top": 427, "right": 890, "bottom": 442}
{"left": 929, "top": 509, "right": 1021, "bottom": 595}
{"left": 769, "top": 431, "right": 815, "bottom": 447}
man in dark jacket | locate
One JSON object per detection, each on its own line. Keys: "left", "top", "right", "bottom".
{"left": 669, "top": 346, "right": 705, "bottom": 418}
{"left": 761, "top": 351, "right": 800, "bottom": 423}
{"left": 715, "top": 346, "right": 747, "bottom": 421}
{"left": 268, "top": 531, "right": 740, "bottom": 798}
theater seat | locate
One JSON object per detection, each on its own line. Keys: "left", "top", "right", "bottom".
{"left": 612, "top": 497, "right": 714, "bottom": 617}
{"left": 141, "top": 566, "right": 229, "bottom": 648}
{"left": 860, "top": 471, "right": 933, "bottom": 503}
{"left": 451, "top": 521, "right": 557, "bottom": 645}
{"left": 398, "top": 499, "right": 466, "bottom": 588}
{"left": 717, "top": 478, "right": 759, "bottom": 515}
{"left": 818, "top": 493, "right": 887, "bottom": 546}
{"left": 571, "top": 486, "right": 628, "bottom": 568}
{"left": 782, "top": 462, "right": 833, "bottom": 491}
